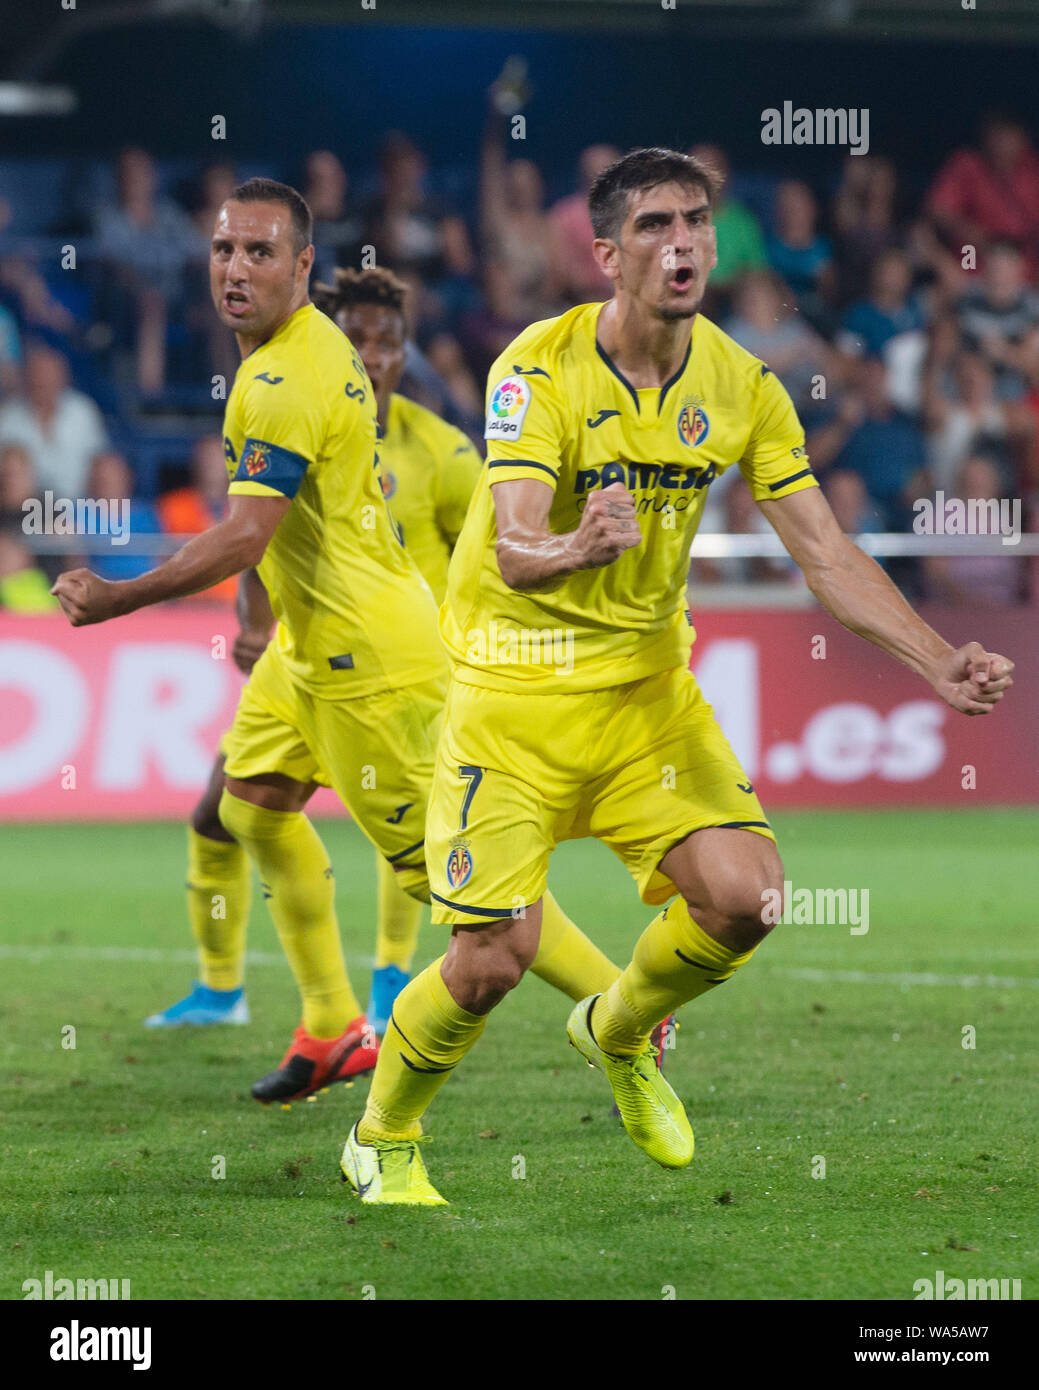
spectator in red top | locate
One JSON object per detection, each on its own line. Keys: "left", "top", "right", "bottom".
{"left": 548, "top": 143, "right": 621, "bottom": 305}
{"left": 927, "top": 113, "right": 1039, "bottom": 279}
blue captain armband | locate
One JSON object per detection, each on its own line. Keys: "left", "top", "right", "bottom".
{"left": 231, "top": 438, "right": 310, "bottom": 498}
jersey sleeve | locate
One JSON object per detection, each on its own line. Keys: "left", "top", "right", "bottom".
{"left": 739, "top": 367, "right": 818, "bottom": 501}
{"left": 433, "top": 426, "right": 483, "bottom": 547}
{"left": 483, "top": 359, "right": 564, "bottom": 492}
{"left": 227, "top": 372, "right": 327, "bottom": 501}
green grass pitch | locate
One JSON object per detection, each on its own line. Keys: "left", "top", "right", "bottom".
{"left": 1, "top": 809, "right": 1036, "bottom": 1301}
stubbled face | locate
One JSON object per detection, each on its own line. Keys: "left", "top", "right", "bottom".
{"left": 338, "top": 302, "right": 405, "bottom": 416}
{"left": 210, "top": 200, "right": 312, "bottom": 343}
{"left": 597, "top": 179, "right": 717, "bottom": 321}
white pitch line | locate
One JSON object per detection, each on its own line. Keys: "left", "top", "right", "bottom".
{"left": 0, "top": 944, "right": 291, "bottom": 967}
{"left": 775, "top": 966, "right": 1039, "bottom": 989}
{"left": 1, "top": 946, "right": 1034, "bottom": 990}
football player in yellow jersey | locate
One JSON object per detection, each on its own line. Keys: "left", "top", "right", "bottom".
{"left": 140, "top": 266, "right": 483, "bottom": 1043}
{"left": 53, "top": 182, "right": 623, "bottom": 1109}
{"left": 341, "top": 148, "right": 1015, "bottom": 1205}
{"left": 318, "top": 267, "right": 482, "bottom": 1031}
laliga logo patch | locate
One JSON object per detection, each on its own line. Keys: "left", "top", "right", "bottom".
{"left": 380, "top": 468, "right": 397, "bottom": 500}
{"left": 485, "top": 375, "right": 532, "bottom": 441}
{"left": 491, "top": 378, "right": 526, "bottom": 418}
{"left": 677, "top": 397, "right": 709, "bottom": 449}
{"left": 446, "top": 838, "right": 474, "bottom": 890}
{"left": 243, "top": 442, "right": 271, "bottom": 476}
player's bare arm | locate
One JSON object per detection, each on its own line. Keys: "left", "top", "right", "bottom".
{"left": 494, "top": 478, "right": 641, "bottom": 591}
{"left": 758, "top": 485, "right": 1014, "bottom": 716}
{"left": 233, "top": 566, "right": 275, "bottom": 674}
{"left": 51, "top": 493, "right": 290, "bottom": 627}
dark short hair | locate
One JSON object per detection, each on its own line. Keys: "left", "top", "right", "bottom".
{"left": 588, "top": 147, "right": 720, "bottom": 241}
{"left": 312, "top": 265, "right": 407, "bottom": 320}
{"left": 226, "top": 177, "right": 313, "bottom": 255}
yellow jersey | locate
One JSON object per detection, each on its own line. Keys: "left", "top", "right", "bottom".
{"left": 441, "top": 301, "right": 817, "bottom": 692}
{"left": 377, "top": 394, "right": 482, "bottom": 604}
{"left": 224, "top": 302, "right": 445, "bottom": 699}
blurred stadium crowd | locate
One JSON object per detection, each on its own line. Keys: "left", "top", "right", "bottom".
{"left": 1, "top": 93, "right": 1037, "bottom": 612}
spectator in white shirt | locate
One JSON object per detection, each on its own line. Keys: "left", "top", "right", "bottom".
{"left": 0, "top": 342, "right": 108, "bottom": 499}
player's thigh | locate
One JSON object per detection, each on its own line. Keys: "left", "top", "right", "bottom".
{"left": 305, "top": 675, "right": 445, "bottom": 870}
{"left": 588, "top": 665, "right": 779, "bottom": 907}
{"left": 427, "top": 681, "right": 563, "bottom": 928}
{"left": 222, "top": 651, "right": 328, "bottom": 807}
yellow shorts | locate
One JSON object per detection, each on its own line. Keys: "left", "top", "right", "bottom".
{"left": 427, "top": 665, "right": 774, "bottom": 925}
{"left": 222, "top": 644, "right": 446, "bottom": 884}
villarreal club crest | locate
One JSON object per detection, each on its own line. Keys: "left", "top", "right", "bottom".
{"left": 242, "top": 441, "right": 272, "bottom": 477}
{"left": 446, "top": 836, "right": 474, "bottom": 891}
{"left": 676, "top": 396, "right": 710, "bottom": 449}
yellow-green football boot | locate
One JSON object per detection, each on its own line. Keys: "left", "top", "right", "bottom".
{"left": 339, "top": 1122, "right": 448, "bottom": 1205}
{"left": 567, "top": 994, "right": 694, "bottom": 1169}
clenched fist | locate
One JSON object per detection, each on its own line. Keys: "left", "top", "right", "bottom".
{"left": 930, "top": 641, "right": 1014, "bottom": 716}
{"left": 572, "top": 482, "right": 642, "bottom": 570}
{"left": 51, "top": 569, "right": 123, "bottom": 627}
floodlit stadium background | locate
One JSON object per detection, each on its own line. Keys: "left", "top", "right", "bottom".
{"left": 1, "top": 0, "right": 1037, "bottom": 819}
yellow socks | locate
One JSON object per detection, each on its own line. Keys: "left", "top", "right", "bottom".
{"left": 186, "top": 827, "right": 251, "bottom": 991}
{"left": 218, "top": 790, "right": 361, "bottom": 1038}
{"left": 358, "top": 956, "right": 486, "bottom": 1141}
{"left": 357, "top": 893, "right": 620, "bottom": 1142}
{"left": 593, "top": 897, "right": 759, "bottom": 1056}
{"left": 530, "top": 891, "right": 621, "bottom": 1001}
{"left": 374, "top": 851, "right": 423, "bottom": 971}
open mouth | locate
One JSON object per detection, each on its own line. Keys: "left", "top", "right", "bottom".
{"left": 224, "top": 290, "right": 250, "bottom": 314}
{"left": 669, "top": 266, "right": 694, "bottom": 291}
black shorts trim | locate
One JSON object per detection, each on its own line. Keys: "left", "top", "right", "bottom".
{"left": 387, "top": 838, "right": 425, "bottom": 864}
